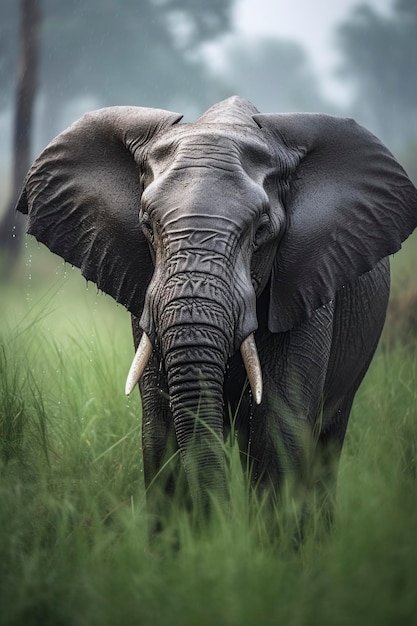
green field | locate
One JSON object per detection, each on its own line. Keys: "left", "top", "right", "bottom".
{"left": 1, "top": 240, "right": 417, "bottom": 626}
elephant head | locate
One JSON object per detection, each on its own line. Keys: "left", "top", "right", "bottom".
{"left": 17, "top": 96, "right": 417, "bottom": 511}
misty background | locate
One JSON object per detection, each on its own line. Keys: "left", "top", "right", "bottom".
{"left": 0, "top": 0, "right": 416, "bottom": 257}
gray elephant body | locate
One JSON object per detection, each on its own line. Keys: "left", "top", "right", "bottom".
{"left": 133, "top": 258, "right": 389, "bottom": 526}
{"left": 18, "top": 97, "right": 417, "bottom": 529}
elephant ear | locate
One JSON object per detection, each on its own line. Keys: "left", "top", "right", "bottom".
{"left": 253, "top": 113, "right": 417, "bottom": 332}
{"left": 16, "top": 106, "right": 183, "bottom": 316}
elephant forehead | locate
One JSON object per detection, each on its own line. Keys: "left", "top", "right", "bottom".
{"left": 146, "top": 124, "right": 275, "bottom": 177}
{"left": 141, "top": 126, "right": 275, "bottom": 226}
{"left": 142, "top": 163, "right": 270, "bottom": 226}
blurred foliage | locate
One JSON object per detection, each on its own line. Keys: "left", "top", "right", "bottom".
{"left": 0, "top": 0, "right": 234, "bottom": 144}
{"left": 1, "top": 1, "right": 416, "bottom": 271}
{"left": 1, "top": 262, "right": 417, "bottom": 624}
{"left": 336, "top": 0, "right": 417, "bottom": 149}
{"left": 1, "top": 0, "right": 417, "bottom": 149}
{"left": 216, "top": 36, "right": 334, "bottom": 114}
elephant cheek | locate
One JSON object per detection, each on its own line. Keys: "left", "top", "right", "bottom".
{"left": 251, "top": 240, "right": 279, "bottom": 297}
{"left": 137, "top": 274, "right": 160, "bottom": 347}
{"left": 233, "top": 268, "right": 259, "bottom": 352}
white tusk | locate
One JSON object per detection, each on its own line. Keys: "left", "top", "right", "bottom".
{"left": 240, "top": 333, "right": 263, "bottom": 405}
{"left": 125, "top": 332, "right": 153, "bottom": 395}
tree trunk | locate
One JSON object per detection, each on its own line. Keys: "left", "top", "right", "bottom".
{"left": 0, "top": 0, "right": 41, "bottom": 270}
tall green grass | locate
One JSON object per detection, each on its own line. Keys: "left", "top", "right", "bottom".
{"left": 1, "top": 244, "right": 417, "bottom": 626}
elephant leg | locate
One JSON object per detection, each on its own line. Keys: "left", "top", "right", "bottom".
{"left": 131, "top": 317, "right": 184, "bottom": 535}
{"left": 309, "top": 258, "right": 391, "bottom": 532}
{"left": 300, "top": 392, "right": 356, "bottom": 538}
{"left": 139, "top": 354, "right": 184, "bottom": 536}
{"left": 244, "top": 391, "right": 352, "bottom": 543}
{"left": 243, "top": 402, "right": 320, "bottom": 546}
{"left": 305, "top": 267, "right": 390, "bottom": 537}
{"left": 240, "top": 304, "right": 336, "bottom": 529}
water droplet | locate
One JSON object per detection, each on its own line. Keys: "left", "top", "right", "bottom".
{"left": 247, "top": 387, "right": 255, "bottom": 448}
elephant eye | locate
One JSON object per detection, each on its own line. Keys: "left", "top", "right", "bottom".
{"left": 140, "top": 211, "right": 155, "bottom": 246}
{"left": 253, "top": 214, "right": 271, "bottom": 250}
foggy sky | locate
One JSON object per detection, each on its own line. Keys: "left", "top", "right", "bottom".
{"left": 231, "top": 0, "right": 395, "bottom": 101}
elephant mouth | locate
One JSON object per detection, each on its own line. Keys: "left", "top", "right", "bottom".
{"left": 125, "top": 331, "right": 263, "bottom": 404}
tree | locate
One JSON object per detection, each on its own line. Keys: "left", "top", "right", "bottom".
{"left": 11, "top": 0, "right": 234, "bottom": 144}
{"left": 336, "top": 0, "right": 417, "bottom": 149}
{"left": 0, "top": 0, "right": 41, "bottom": 266}
{"left": 0, "top": 0, "right": 234, "bottom": 268}
{"left": 0, "top": 1, "right": 19, "bottom": 111}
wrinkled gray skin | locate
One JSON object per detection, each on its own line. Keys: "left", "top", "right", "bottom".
{"left": 18, "top": 97, "right": 417, "bottom": 531}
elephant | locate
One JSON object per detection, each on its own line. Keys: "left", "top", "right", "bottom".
{"left": 17, "top": 96, "right": 417, "bottom": 533}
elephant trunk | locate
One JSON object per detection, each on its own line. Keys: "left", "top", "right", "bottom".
{"left": 126, "top": 331, "right": 262, "bottom": 403}
{"left": 125, "top": 244, "right": 264, "bottom": 513}
{"left": 163, "top": 327, "right": 229, "bottom": 513}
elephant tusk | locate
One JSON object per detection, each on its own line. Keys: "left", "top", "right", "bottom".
{"left": 240, "top": 333, "right": 263, "bottom": 405}
{"left": 125, "top": 332, "right": 153, "bottom": 395}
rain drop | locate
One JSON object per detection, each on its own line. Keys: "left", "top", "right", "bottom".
{"left": 248, "top": 387, "right": 255, "bottom": 448}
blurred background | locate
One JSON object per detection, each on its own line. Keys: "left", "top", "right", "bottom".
{"left": 1, "top": 6, "right": 416, "bottom": 621}
{"left": 0, "top": 0, "right": 416, "bottom": 330}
